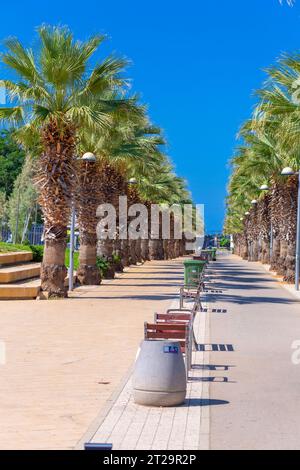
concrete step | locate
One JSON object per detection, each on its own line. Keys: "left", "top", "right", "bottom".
{"left": 0, "top": 278, "right": 41, "bottom": 300}
{"left": 0, "top": 263, "right": 41, "bottom": 283}
{"left": 0, "top": 251, "right": 33, "bottom": 266}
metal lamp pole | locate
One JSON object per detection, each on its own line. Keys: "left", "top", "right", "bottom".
{"left": 281, "top": 168, "right": 300, "bottom": 291}
{"left": 68, "top": 203, "right": 76, "bottom": 291}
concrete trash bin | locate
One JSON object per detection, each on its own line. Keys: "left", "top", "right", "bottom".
{"left": 133, "top": 340, "right": 187, "bottom": 407}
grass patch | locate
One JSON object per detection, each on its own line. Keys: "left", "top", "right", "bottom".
{"left": 0, "top": 242, "right": 32, "bottom": 253}
{"left": 0, "top": 242, "right": 80, "bottom": 270}
{"left": 65, "top": 249, "right": 79, "bottom": 270}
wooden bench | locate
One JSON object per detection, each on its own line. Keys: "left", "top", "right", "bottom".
{"left": 179, "top": 284, "right": 203, "bottom": 310}
{"left": 144, "top": 322, "right": 192, "bottom": 377}
{"left": 155, "top": 312, "right": 193, "bottom": 323}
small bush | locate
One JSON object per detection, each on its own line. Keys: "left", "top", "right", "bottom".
{"left": 96, "top": 256, "right": 110, "bottom": 277}
{"left": 29, "top": 244, "right": 44, "bottom": 262}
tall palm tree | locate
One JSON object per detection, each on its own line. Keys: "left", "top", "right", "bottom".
{"left": 0, "top": 26, "right": 130, "bottom": 297}
{"left": 77, "top": 106, "right": 162, "bottom": 279}
{"left": 226, "top": 50, "right": 300, "bottom": 281}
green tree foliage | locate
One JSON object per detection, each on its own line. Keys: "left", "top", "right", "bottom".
{"left": 0, "top": 130, "right": 25, "bottom": 197}
{"left": 7, "top": 156, "right": 37, "bottom": 243}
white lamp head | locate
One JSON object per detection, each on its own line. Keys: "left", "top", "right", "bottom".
{"left": 82, "top": 152, "right": 96, "bottom": 162}
{"left": 281, "top": 167, "right": 295, "bottom": 176}
{"left": 251, "top": 199, "right": 258, "bottom": 205}
{"left": 128, "top": 177, "right": 137, "bottom": 184}
{"left": 240, "top": 217, "right": 244, "bottom": 221}
{"left": 260, "top": 184, "right": 269, "bottom": 191}
{"left": 245, "top": 211, "right": 250, "bottom": 216}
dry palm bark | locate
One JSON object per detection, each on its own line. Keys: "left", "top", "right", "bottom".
{"left": 36, "top": 119, "right": 76, "bottom": 298}
{"left": 140, "top": 200, "right": 151, "bottom": 261}
{"left": 149, "top": 211, "right": 164, "bottom": 260}
{"left": 257, "top": 195, "right": 271, "bottom": 264}
{"left": 127, "top": 185, "right": 142, "bottom": 264}
{"left": 247, "top": 205, "right": 260, "bottom": 261}
{"left": 97, "top": 162, "right": 127, "bottom": 278}
{"left": 240, "top": 219, "right": 249, "bottom": 260}
{"left": 283, "top": 175, "right": 298, "bottom": 282}
{"left": 76, "top": 159, "right": 102, "bottom": 285}
{"left": 270, "top": 182, "right": 288, "bottom": 275}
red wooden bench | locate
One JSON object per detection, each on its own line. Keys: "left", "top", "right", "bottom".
{"left": 144, "top": 322, "right": 191, "bottom": 377}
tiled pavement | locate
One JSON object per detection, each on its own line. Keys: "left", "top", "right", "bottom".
{"left": 88, "top": 294, "right": 212, "bottom": 451}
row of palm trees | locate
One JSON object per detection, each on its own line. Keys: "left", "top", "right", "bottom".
{"left": 225, "top": 49, "right": 300, "bottom": 283}
{"left": 0, "top": 26, "right": 191, "bottom": 297}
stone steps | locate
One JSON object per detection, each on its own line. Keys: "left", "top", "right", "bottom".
{"left": 0, "top": 263, "right": 41, "bottom": 283}
{"left": 0, "top": 251, "right": 33, "bottom": 265}
{"left": 0, "top": 251, "right": 41, "bottom": 300}
{"left": 0, "top": 278, "right": 41, "bottom": 300}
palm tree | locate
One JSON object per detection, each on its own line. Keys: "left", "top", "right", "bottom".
{"left": 0, "top": 26, "right": 130, "bottom": 297}
{"left": 226, "top": 50, "right": 300, "bottom": 281}
{"left": 78, "top": 108, "right": 163, "bottom": 279}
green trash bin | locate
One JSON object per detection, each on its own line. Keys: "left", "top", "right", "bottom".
{"left": 184, "top": 259, "right": 206, "bottom": 287}
{"left": 200, "top": 250, "right": 211, "bottom": 262}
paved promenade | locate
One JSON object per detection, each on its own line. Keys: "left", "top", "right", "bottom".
{"left": 209, "top": 254, "right": 300, "bottom": 450}
{"left": 1, "top": 253, "right": 300, "bottom": 450}
{"left": 85, "top": 299, "right": 211, "bottom": 450}
{"left": 0, "top": 259, "right": 184, "bottom": 450}
{"left": 81, "top": 253, "right": 300, "bottom": 451}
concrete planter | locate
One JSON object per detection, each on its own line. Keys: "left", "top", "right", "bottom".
{"left": 133, "top": 340, "right": 186, "bottom": 407}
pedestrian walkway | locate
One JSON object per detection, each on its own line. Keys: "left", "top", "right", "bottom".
{"left": 0, "top": 259, "right": 185, "bottom": 450}
{"left": 209, "top": 253, "right": 300, "bottom": 450}
{"left": 84, "top": 299, "right": 211, "bottom": 450}
{"left": 81, "top": 252, "right": 300, "bottom": 451}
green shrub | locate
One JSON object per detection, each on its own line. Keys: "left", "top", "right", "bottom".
{"left": 96, "top": 256, "right": 110, "bottom": 277}
{"left": 29, "top": 244, "right": 44, "bottom": 262}
{"left": 219, "top": 237, "right": 230, "bottom": 248}
{"left": 112, "top": 253, "right": 121, "bottom": 264}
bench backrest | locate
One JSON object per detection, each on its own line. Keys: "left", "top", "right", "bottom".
{"left": 155, "top": 312, "right": 193, "bottom": 323}
{"left": 144, "top": 322, "right": 189, "bottom": 341}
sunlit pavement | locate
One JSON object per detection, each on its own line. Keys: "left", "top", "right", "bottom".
{"left": 0, "top": 259, "right": 184, "bottom": 450}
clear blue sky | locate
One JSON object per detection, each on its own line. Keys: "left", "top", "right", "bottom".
{"left": 0, "top": 0, "right": 300, "bottom": 232}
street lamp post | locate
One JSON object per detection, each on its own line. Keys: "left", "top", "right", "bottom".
{"left": 281, "top": 167, "right": 300, "bottom": 291}
{"left": 69, "top": 152, "right": 96, "bottom": 292}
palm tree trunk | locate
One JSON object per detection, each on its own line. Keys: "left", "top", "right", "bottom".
{"left": 38, "top": 119, "right": 76, "bottom": 298}
{"left": 97, "top": 234, "right": 115, "bottom": 279}
{"left": 278, "top": 238, "right": 288, "bottom": 276}
{"left": 121, "top": 238, "right": 130, "bottom": 266}
{"left": 285, "top": 242, "right": 296, "bottom": 283}
{"left": 270, "top": 236, "right": 281, "bottom": 272}
{"left": 113, "top": 234, "right": 124, "bottom": 272}
{"left": 261, "top": 238, "right": 270, "bottom": 264}
{"left": 141, "top": 238, "right": 150, "bottom": 261}
{"left": 77, "top": 233, "right": 101, "bottom": 284}
{"left": 129, "top": 239, "right": 137, "bottom": 264}
{"left": 163, "top": 239, "right": 169, "bottom": 260}
{"left": 41, "top": 239, "right": 68, "bottom": 297}
{"left": 76, "top": 160, "right": 102, "bottom": 285}
{"left": 135, "top": 238, "right": 142, "bottom": 263}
